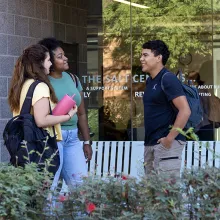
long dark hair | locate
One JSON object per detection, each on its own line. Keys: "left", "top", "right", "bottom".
{"left": 8, "top": 44, "right": 58, "bottom": 112}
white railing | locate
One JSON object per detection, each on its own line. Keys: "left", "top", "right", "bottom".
{"left": 61, "top": 141, "right": 220, "bottom": 193}
{"left": 88, "top": 141, "right": 220, "bottom": 177}
{"left": 181, "top": 141, "right": 220, "bottom": 169}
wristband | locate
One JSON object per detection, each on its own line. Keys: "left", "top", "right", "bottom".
{"left": 84, "top": 140, "right": 91, "bottom": 145}
{"left": 67, "top": 113, "right": 71, "bottom": 120}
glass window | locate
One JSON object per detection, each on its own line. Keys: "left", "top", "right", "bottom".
{"left": 86, "top": 0, "right": 220, "bottom": 141}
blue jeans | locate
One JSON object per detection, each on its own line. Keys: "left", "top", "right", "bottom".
{"left": 51, "top": 129, "right": 87, "bottom": 191}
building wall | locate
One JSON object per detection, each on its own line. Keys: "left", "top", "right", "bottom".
{"left": 0, "top": 0, "right": 88, "bottom": 162}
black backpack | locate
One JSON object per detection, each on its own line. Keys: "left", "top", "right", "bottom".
{"left": 161, "top": 70, "right": 203, "bottom": 129}
{"left": 3, "top": 80, "right": 60, "bottom": 175}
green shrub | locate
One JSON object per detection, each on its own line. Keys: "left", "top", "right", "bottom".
{"left": 0, "top": 164, "right": 219, "bottom": 219}
{"left": 182, "top": 167, "right": 220, "bottom": 219}
{"left": 0, "top": 163, "right": 52, "bottom": 220}
{"left": 51, "top": 169, "right": 220, "bottom": 220}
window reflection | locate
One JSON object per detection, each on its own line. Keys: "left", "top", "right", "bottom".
{"left": 86, "top": 0, "right": 220, "bottom": 141}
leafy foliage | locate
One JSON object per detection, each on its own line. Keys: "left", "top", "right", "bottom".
{"left": 0, "top": 165, "right": 219, "bottom": 219}
{"left": 50, "top": 169, "right": 220, "bottom": 219}
{"left": 104, "top": 97, "right": 144, "bottom": 128}
{"left": 0, "top": 163, "right": 51, "bottom": 220}
{"left": 182, "top": 167, "right": 220, "bottom": 219}
{"left": 88, "top": 109, "right": 99, "bottom": 141}
{"left": 1, "top": 127, "right": 220, "bottom": 219}
{"left": 103, "top": 0, "right": 220, "bottom": 69}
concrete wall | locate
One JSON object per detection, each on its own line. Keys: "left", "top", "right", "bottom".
{"left": 0, "top": 0, "right": 88, "bottom": 162}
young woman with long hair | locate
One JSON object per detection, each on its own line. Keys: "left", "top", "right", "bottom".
{"left": 8, "top": 44, "right": 77, "bottom": 190}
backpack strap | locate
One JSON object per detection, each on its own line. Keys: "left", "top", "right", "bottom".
{"left": 20, "top": 80, "right": 57, "bottom": 137}
{"left": 48, "top": 101, "right": 56, "bottom": 137}
{"left": 161, "top": 71, "right": 178, "bottom": 112}
{"left": 20, "top": 80, "right": 41, "bottom": 115}
{"left": 160, "top": 71, "right": 170, "bottom": 92}
{"left": 161, "top": 70, "right": 185, "bottom": 90}
{"left": 169, "top": 69, "right": 193, "bottom": 86}
{"left": 67, "top": 72, "right": 78, "bottom": 88}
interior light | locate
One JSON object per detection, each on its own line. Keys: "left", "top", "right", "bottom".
{"left": 113, "top": 0, "right": 150, "bottom": 9}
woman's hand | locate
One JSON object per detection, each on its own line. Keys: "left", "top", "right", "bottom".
{"left": 83, "top": 144, "right": 93, "bottom": 163}
{"left": 67, "top": 106, "right": 78, "bottom": 119}
{"left": 34, "top": 98, "right": 78, "bottom": 127}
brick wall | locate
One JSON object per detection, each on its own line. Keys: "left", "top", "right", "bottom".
{"left": 0, "top": 0, "right": 88, "bottom": 162}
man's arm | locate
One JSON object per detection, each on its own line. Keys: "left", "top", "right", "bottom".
{"left": 158, "top": 95, "right": 191, "bottom": 148}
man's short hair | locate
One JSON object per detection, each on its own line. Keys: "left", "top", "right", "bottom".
{"left": 142, "top": 40, "right": 170, "bottom": 65}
